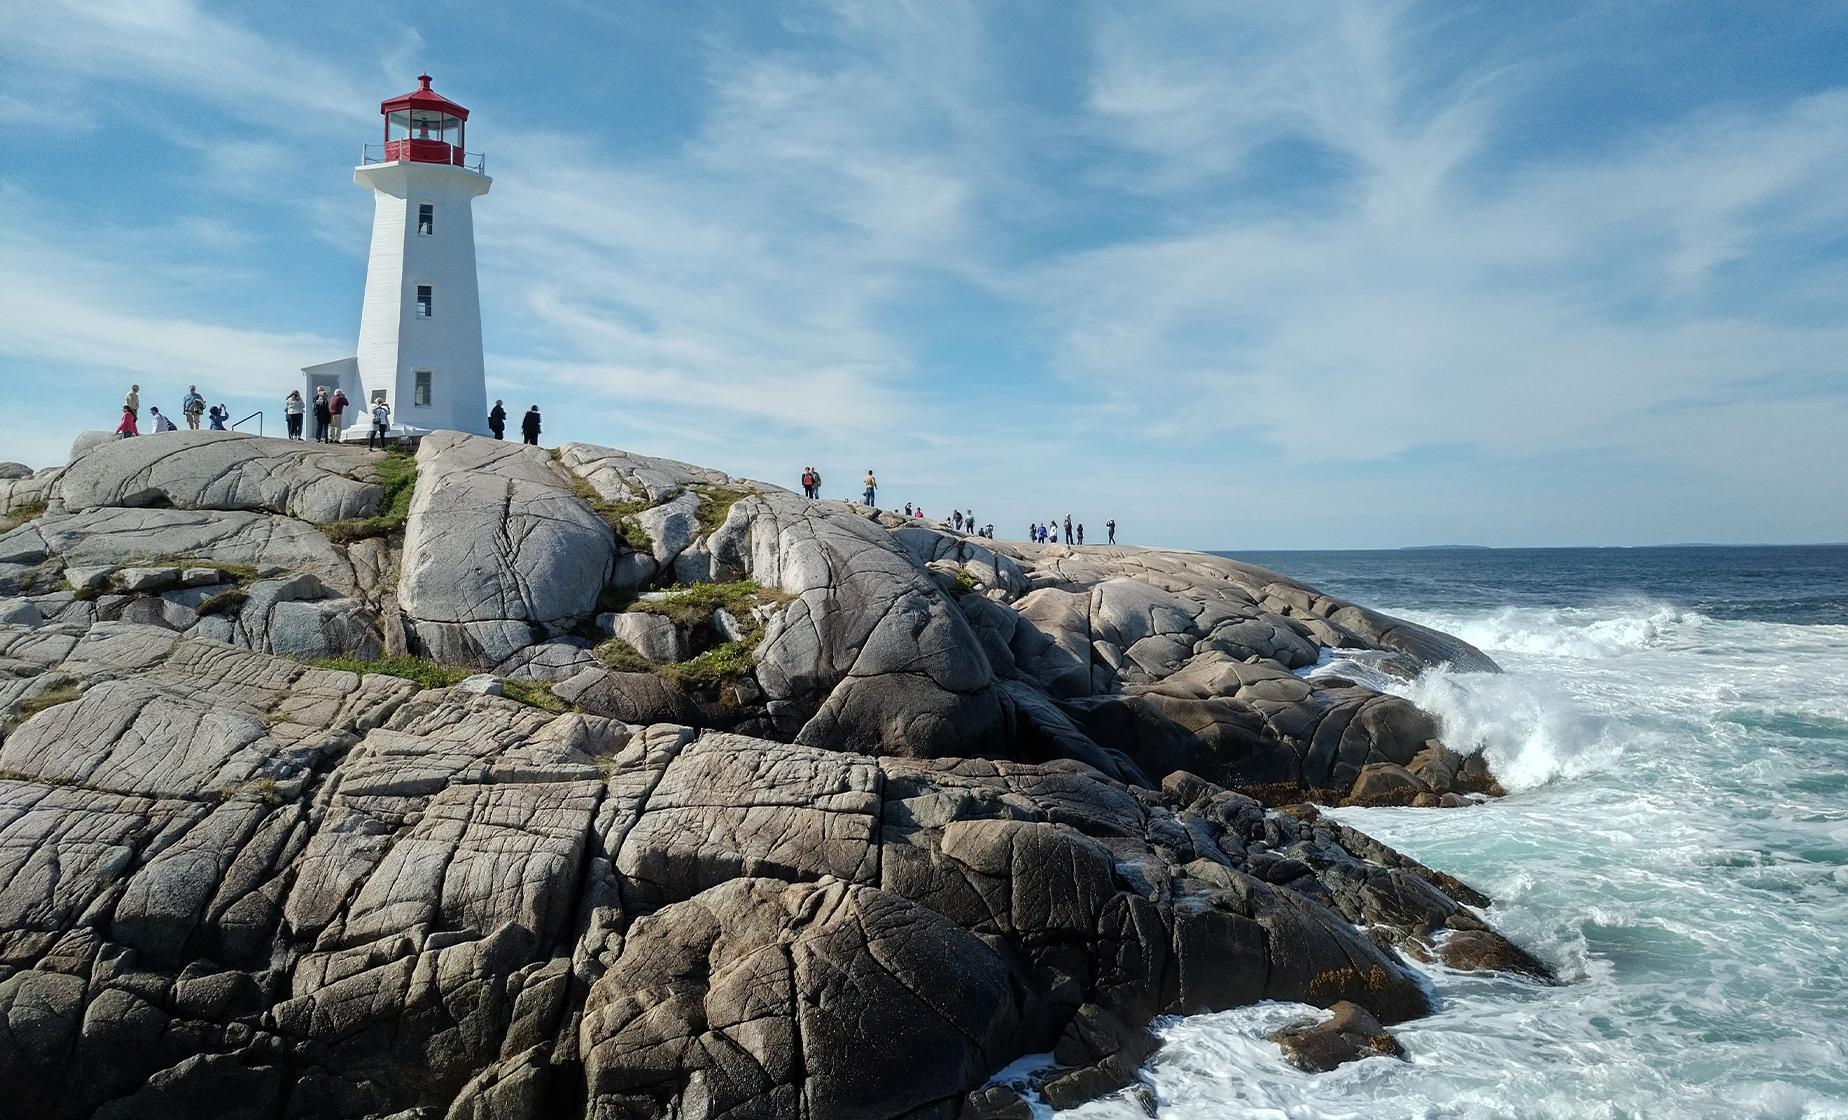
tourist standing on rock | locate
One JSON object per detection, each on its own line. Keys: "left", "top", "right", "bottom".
{"left": 115, "top": 405, "right": 138, "bottom": 438}
{"left": 863, "top": 470, "right": 876, "bottom": 506}
{"left": 1063, "top": 515, "right": 1073, "bottom": 545}
{"left": 124, "top": 384, "right": 140, "bottom": 421}
{"left": 801, "top": 467, "right": 816, "bottom": 499}
{"left": 905, "top": 502, "right": 913, "bottom": 517}
{"left": 368, "top": 398, "right": 392, "bottom": 449}
{"left": 489, "top": 400, "right": 506, "bottom": 440}
{"left": 181, "top": 385, "right": 206, "bottom": 431}
{"left": 150, "top": 406, "right": 177, "bottom": 433}
{"left": 208, "top": 404, "right": 227, "bottom": 431}
{"left": 329, "top": 387, "right": 349, "bottom": 442}
{"left": 521, "top": 405, "right": 542, "bottom": 446}
{"left": 284, "top": 390, "right": 304, "bottom": 440}
{"left": 1107, "top": 518, "right": 1116, "bottom": 545}
{"left": 1077, "top": 524, "right": 1085, "bottom": 545}
{"left": 953, "top": 510, "right": 964, "bottom": 532}
{"left": 312, "top": 388, "right": 332, "bottom": 443}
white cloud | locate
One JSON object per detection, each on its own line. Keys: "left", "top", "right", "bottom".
{"left": 0, "top": 0, "right": 1843, "bottom": 545}
{"left": 1033, "top": 9, "right": 1848, "bottom": 500}
{"left": 0, "top": 0, "right": 378, "bottom": 126}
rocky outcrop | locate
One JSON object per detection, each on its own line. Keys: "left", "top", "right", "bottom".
{"left": 53, "top": 431, "right": 384, "bottom": 524}
{"left": 0, "top": 431, "right": 1539, "bottom": 1119}
{"left": 398, "top": 434, "right": 616, "bottom": 664}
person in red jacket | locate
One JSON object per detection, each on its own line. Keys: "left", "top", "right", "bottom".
{"left": 115, "top": 405, "right": 138, "bottom": 438}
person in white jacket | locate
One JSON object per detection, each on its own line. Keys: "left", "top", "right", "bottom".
{"left": 284, "top": 391, "right": 305, "bottom": 440}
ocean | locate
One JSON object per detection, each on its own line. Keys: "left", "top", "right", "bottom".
{"left": 1070, "top": 545, "right": 1848, "bottom": 1119}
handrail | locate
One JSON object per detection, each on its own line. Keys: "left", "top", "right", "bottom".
{"left": 231, "top": 411, "right": 262, "bottom": 437}
{"left": 360, "top": 143, "right": 486, "bottom": 174}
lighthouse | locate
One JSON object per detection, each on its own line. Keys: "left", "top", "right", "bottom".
{"left": 303, "top": 74, "right": 491, "bottom": 437}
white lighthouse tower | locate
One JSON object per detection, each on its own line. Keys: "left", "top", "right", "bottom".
{"left": 304, "top": 74, "right": 491, "bottom": 437}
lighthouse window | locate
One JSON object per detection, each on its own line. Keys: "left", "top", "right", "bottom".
{"left": 418, "top": 204, "right": 433, "bottom": 236}
{"left": 416, "top": 285, "right": 433, "bottom": 318}
{"left": 414, "top": 369, "right": 432, "bottom": 406}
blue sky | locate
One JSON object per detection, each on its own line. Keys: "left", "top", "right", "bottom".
{"left": 2, "top": 1, "right": 1846, "bottom": 549}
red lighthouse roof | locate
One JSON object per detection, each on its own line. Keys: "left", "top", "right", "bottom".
{"left": 381, "top": 74, "right": 468, "bottom": 121}
{"left": 368, "top": 73, "right": 482, "bottom": 171}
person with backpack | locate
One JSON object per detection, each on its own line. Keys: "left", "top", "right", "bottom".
{"left": 208, "top": 404, "right": 227, "bottom": 431}
{"left": 801, "top": 467, "right": 816, "bottom": 499}
{"left": 863, "top": 470, "right": 877, "bottom": 506}
{"left": 150, "top": 406, "right": 178, "bottom": 433}
{"left": 488, "top": 400, "right": 506, "bottom": 440}
{"left": 1106, "top": 518, "right": 1116, "bottom": 545}
{"left": 284, "top": 390, "right": 305, "bottom": 440}
{"left": 329, "top": 387, "right": 349, "bottom": 442}
{"left": 368, "top": 398, "right": 392, "bottom": 449}
{"left": 312, "top": 388, "right": 333, "bottom": 443}
{"left": 521, "top": 405, "right": 542, "bottom": 446}
{"left": 181, "top": 385, "right": 206, "bottom": 430}
{"left": 115, "top": 405, "right": 138, "bottom": 438}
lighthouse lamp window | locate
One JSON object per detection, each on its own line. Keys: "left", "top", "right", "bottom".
{"left": 416, "top": 285, "right": 433, "bottom": 318}
{"left": 414, "top": 369, "right": 433, "bottom": 407}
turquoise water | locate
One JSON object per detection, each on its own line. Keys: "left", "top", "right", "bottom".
{"left": 1072, "top": 547, "right": 1848, "bottom": 1119}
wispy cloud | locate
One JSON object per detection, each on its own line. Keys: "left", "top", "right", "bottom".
{"left": 0, "top": 0, "right": 1843, "bottom": 545}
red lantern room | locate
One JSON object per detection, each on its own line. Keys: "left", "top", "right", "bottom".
{"left": 379, "top": 74, "right": 472, "bottom": 168}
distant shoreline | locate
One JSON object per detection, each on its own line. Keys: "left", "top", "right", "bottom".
{"left": 1211, "top": 542, "right": 1848, "bottom": 553}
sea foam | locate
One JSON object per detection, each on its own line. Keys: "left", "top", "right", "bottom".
{"left": 1070, "top": 593, "right": 1848, "bottom": 1119}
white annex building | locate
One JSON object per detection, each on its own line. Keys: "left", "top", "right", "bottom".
{"left": 304, "top": 74, "right": 491, "bottom": 437}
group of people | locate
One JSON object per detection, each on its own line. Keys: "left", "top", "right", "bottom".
{"left": 1028, "top": 515, "right": 1116, "bottom": 546}
{"left": 115, "top": 384, "right": 230, "bottom": 438}
{"left": 282, "top": 386, "right": 354, "bottom": 442}
{"left": 795, "top": 465, "right": 1115, "bottom": 545}
{"left": 906, "top": 503, "right": 992, "bottom": 538}
{"left": 118, "top": 382, "right": 545, "bottom": 451}
{"left": 487, "top": 400, "right": 544, "bottom": 445}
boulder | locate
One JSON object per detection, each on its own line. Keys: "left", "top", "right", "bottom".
{"left": 580, "top": 877, "right": 1020, "bottom": 1120}
{"left": 1270, "top": 1001, "right": 1407, "bottom": 1071}
{"left": 55, "top": 431, "right": 386, "bottom": 524}
{"left": 112, "top": 566, "right": 182, "bottom": 593}
{"left": 398, "top": 434, "right": 615, "bottom": 664}
{"left": 1345, "top": 762, "right": 1434, "bottom": 806}
{"left": 738, "top": 490, "right": 1009, "bottom": 758}
{"left": 599, "top": 610, "right": 683, "bottom": 662}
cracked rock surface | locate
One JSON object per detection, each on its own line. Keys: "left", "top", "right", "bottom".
{"left": 0, "top": 431, "right": 1542, "bottom": 1118}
